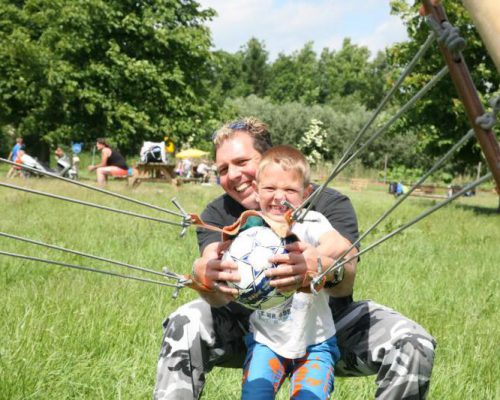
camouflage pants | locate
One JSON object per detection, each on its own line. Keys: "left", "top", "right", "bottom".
{"left": 154, "top": 298, "right": 436, "bottom": 400}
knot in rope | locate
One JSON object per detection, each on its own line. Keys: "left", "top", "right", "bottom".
{"left": 426, "top": 17, "right": 466, "bottom": 53}
{"left": 476, "top": 96, "right": 500, "bottom": 130}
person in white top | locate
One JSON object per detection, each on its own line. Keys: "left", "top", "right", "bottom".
{"left": 241, "top": 145, "right": 342, "bottom": 400}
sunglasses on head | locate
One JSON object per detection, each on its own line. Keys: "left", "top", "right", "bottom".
{"left": 212, "top": 120, "right": 248, "bottom": 142}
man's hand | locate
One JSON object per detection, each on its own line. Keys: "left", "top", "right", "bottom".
{"left": 192, "top": 241, "right": 241, "bottom": 306}
{"left": 266, "top": 241, "right": 320, "bottom": 292}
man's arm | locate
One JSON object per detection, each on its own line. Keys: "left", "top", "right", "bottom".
{"left": 315, "top": 230, "right": 357, "bottom": 298}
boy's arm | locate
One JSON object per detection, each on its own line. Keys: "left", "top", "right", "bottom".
{"left": 267, "top": 228, "right": 357, "bottom": 297}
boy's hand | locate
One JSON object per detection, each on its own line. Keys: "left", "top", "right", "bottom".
{"left": 266, "top": 241, "right": 319, "bottom": 292}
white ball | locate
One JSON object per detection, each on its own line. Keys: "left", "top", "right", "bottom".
{"left": 222, "top": 226, "right": 292, "bottom": 310}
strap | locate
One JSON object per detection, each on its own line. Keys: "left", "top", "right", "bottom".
{"left": 190, "top": 210, "right": 294, "bottom": 240}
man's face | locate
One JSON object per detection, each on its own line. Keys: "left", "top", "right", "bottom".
{"left": 215, "top": 132, "right": 262, "bottom": 209}
{"left": 256, "top": 163, "right": 310, "bottom": 223}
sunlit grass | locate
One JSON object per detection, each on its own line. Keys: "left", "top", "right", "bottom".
{"left": 0, "top": 176, "right": 499, "bottom": 399}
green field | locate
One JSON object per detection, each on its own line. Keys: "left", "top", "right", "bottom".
{"left": 1, "top": 177, "right": 499, "bottom": 399}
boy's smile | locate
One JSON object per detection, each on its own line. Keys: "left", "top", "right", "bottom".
{"left": 256, "top": 163, "right": 311, "bottom": 223}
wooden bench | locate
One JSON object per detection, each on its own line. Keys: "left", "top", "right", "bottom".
{"left": 410, "top": 184, "right": 447, "bottom": 199}
{"left": 350, "top": 178, "right": 369, "bottom": 191}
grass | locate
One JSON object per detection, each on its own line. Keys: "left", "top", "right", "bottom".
{"left": 0, "top": 175, "right": 499, "bottom": 399}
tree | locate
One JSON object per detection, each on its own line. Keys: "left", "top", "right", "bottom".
{"left": 210, "top": 50, "right": 249, "bottom": 100}
{"left": 388, "top": 0, "right": 500, "bottom": 173}
{"left": 0, "top": 0, "right": 217, "bottom": 158}
{"left": 317, "top": 38, "right": 385, "bottom": 108}
{"left": 267, "top": 42, "right": 320, "bottom": 105}
{"left": 240, "top": 38, "right": 269, "bottom": 97}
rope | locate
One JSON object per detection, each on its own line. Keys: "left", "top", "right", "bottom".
{"left": 476, "top": 95, "right": 500, "bottom": 130}
{"left": 0, "top": 157, "right": 184, "bottom": 218}
{"left": 0, "top": 250, "right": 184, "bottom": 289}
{"left": 0, "top": 182, "right": 184, "bottom": 228}
{"left": 293, "top": 32, "right": 437, "bottom": 222}
{"left": 311, "top": 172, "right": 493, "bottom": 291}
{"left": 294, "top": 66, "right": 449, "bottom": 221}
{"left": 426, "top": 17, "right": 466, "bottom": 53}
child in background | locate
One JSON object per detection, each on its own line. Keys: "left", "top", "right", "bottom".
{"left": 6, "top": 137, "right": 24, "bottom": 178}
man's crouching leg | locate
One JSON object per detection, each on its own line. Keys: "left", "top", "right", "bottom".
{"left": 333, "top": 300, "right": 436, "bottom": 400}
{"left": 154, "top": 299, "right": 215, "bottom": 400}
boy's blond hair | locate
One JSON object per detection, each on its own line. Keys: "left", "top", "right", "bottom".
{"left": 257, "top": 145, "right": 311, "bottom": 188}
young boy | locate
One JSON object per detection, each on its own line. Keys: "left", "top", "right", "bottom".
{"left": 6, "top": 137, "right": 24, "bottom": 178}
{"left": 241, "top": 145, "right": 342, "bottom": 400}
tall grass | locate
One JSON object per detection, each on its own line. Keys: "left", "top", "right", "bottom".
{"left": 0, "top": 177, "right": 499, "bottom": 399}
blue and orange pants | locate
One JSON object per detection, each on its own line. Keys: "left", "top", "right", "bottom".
{"left": 242, "top": 334, "right": 340, "bottom": 399}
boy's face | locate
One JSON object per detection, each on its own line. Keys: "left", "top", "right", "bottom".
{"left": 255, "top": 163, "right": 311, "bottom": 223}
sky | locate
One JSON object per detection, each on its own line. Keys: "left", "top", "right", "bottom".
{"left": 197, "top": 0, "right": 409, "bottom": 60}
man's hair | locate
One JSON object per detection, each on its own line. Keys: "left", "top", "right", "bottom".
{"left": 212, "top": 117, "right": 273, "bottom": 154}
{"left": 96, "top": 138, "right": 110, "bottom": 147}
{"left": 257, "top": 145, "right": 310, "bottom": 188}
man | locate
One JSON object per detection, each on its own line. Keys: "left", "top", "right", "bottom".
{"left": 154, "top": 117, "right": 436, "bottom": 400}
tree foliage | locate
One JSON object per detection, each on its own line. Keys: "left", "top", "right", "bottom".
{"left": 268, "top": 42, "right": 320, "bottom": 105}
{"left": 317, "top": 39, "right": 388, "bottom": 109}
{"left": 212, "top": 38, "right": 389, "bottom": 111}
{"left": 0, "top": 0, "right": 217, "bottom": 158}
{"left": 226, "top": 95, "right": 370, "bottom": 160}
{"left": 388, "top": 0, "right": 500, "bottom": 173}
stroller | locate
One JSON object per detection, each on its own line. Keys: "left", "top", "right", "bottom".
{"left": 19, "top": 150, "right": 78, "bottom": 180}
{"left": 55, "top": 155, "right": 78, "bottom": 179}
{"left": 16, "top": 152, "right": 51, "bottom": 178}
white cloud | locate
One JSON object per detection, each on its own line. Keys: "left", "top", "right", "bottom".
{"left": 198, "top": 0, "right": 408, "bottom": 59}
{"left": 358, "top": 16, "right": 409, "bottom": 55}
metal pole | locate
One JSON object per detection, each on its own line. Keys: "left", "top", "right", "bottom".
{"left": 421, "top": 0, "right": 500, "bottom": 195}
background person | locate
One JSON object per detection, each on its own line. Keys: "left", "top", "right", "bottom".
{"left": 182, "top": 158, "right": 192, "bottom": 178}
{"left": 87, "top": 138, "right": 128, "bottom": 186}
{"left": 54, "top": 147, "right": 69, "bottom": 163}
{"left": 195, "top": 160, "right": 210, "bottom": 182}
{"left": 154, "top": 117, "right": 436, "bottom": 400}
{"left": 6, "top": 137, "right": 24, "bottom": 178}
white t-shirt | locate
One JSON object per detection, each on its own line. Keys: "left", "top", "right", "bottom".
{"left": 196, "top": 163, "right": 209, "bottom": 174}
{"left": 249, "top": 210, "right": 336, "bottom": 359}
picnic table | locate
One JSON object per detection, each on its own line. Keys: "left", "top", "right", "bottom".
{"left": 135, "top": 162, "right": 176, "bottom": 183}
